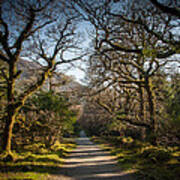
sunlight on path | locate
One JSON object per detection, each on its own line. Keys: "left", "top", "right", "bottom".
{"left": 56, "top": 131, "right": 135, "bottom": 180}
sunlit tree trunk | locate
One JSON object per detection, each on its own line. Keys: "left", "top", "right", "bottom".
{"left": 3, "top": 62, "right": 52, "bottom": 154}
{"left": 3, "top": 61, "right": 16, "bottom": 153}
{"left": 3, "top": 111, "right": 17, "bottom": 153}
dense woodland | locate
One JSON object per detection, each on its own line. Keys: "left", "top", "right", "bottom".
{"left": 0, "top": 0, "right": 180, "bottom": 179}
{"left": 77, "top": 0, "right": 180, "bottom": 146}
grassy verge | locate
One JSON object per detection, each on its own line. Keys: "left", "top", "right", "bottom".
{"left": 0, "top": 138, "right": 76, "bottom": 180}
{"left": 92, "top": 136, "right": 180, "bottom": 180}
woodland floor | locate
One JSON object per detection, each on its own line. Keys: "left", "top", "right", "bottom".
{"left": 1, "top": 133, "right": 179, "bottom": 179}
{"left": 52, "top": 131, "right": 135, "bottom": 180}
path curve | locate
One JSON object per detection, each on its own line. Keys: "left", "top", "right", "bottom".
{"left": 57, "top": 131, "right": 135, "bottom": 180}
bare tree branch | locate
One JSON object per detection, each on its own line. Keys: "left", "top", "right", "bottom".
{"left": 149, "top": 0, "right": 180, "bottom": 18}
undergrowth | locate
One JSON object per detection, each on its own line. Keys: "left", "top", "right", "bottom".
{"left": 0, "top": 138, "right": 76, "bottom": 180}
{"left": 92, "top": 136, "right": 180, "bottom": 180}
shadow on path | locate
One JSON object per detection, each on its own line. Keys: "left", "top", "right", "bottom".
{"left": 56, "top": 132, "right": 135, "bottom": 180}
{"left": 0, "top": 132, "right": 136, "bottom": 180}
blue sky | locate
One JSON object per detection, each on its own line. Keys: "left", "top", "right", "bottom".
{"left": 63, "top": 21, "right": 93, "bottom": 84}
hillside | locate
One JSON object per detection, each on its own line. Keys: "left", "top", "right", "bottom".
{"left": 17, "top": 59, "right": 84, "bottom": 94}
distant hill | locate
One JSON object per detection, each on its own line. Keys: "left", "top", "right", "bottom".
{"left": 17, "top": 59, "right": 84, "bottom": 94}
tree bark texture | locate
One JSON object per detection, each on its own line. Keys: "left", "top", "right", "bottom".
{"left": 3, "top": 61, "right": 16, "bottom": 153}
{"left": 145, "top": 77, "right": 157, "bottom": 144}
{"left": 3, "top": 62, "right": 52, "bottom": 153}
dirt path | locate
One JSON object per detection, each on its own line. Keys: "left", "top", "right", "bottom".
{"left": 56, "top": 131, "right": 135, "bottom": 180}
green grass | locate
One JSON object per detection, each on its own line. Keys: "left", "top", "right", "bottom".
{"left": 0, "top": 138, "right": 76, "bottom": 180}
{"left": 92, "top": 136, "right": 180, "bottom": 180}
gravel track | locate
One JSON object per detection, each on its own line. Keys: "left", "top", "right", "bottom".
{"left": 56, "top": 131, "right": 135, "bottom": 180}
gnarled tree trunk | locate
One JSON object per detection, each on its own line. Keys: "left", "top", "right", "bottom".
{"left": 138, "top": 84, "right": 147, "bottom": 140}
{"left": 2, "top": 64, "right": 52, "bottom": 156}
{"left": 144, "top": 77, "right": 157, "bottom": 144}
{"left": 3, "top": 61, "right": 16, "bottom": 153}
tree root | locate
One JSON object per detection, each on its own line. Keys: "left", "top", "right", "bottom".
{"left": 0, "top": 151, "right": 15, "bottom": 162}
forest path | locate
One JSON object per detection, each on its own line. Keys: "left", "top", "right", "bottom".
{"left": 56, "top": 131, "right": 135, "bottom": 180}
